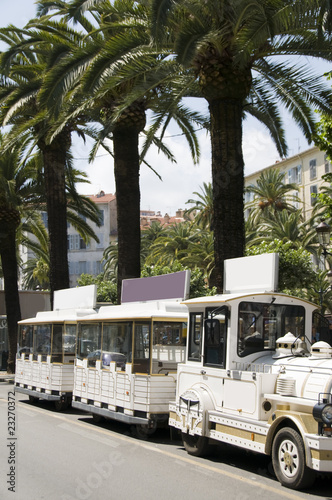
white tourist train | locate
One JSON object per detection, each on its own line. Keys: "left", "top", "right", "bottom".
{"left": 14, "top": 285, "right": 97, "bottom": 410}
{"left": 13, "top": 256, "right": 332, "bottom": 490}
{"left": 169, "top": 254, "right": 332, "bottom": 490}
{"left": 14, "top": 272, "right": 189, "bottom": 424}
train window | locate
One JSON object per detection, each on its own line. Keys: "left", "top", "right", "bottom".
{"left": 17, "top": 325, "right": 33, "bottom": 359}
{"left": 238, "top": 301, "right": 305, "bottom": 357}
{"left": 133, "top": 322, "right": 150, "bottom": 374}
{"left": 51, "top": 324, "right": 63, "bottom": 363}
{"left": 151, "top": 321, "right": 187, "bottom": 374}
{"left": 33, "top": 324, "right": 51, "bottom": 361}
{"left": 63, "top": 325, "right": 77, "bottom": 355}
{"left": 101, "top": 322, "right": 132, "bottom": 370}
{"left": 188, "top": 313, "right": 203, "bottom": 361}
{"left": 153, "top": 321, "right": 186, "bottom": 346}
{"left": 204, "top": 309, "right": 227, "bottom": 368}
{"left": 77, "top": 323, "right": 101, "bottom": 367}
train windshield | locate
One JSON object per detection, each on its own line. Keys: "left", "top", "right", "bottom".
{"left": 238, "top": 301, "right": 305, "bottom": 357}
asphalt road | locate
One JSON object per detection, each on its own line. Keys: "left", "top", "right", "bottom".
{"left": 0, "top": 381, "right": 331, "bottom": 500}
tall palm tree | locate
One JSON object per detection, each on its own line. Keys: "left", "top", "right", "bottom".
{"left": 22, "top": 161, "right": 102, "bottom": 289}
{"left": 152, "top": 0, "right": 332, "bottom": 291}
{"left": 35, "top": 0, "right": 206, "bottom": 299}
{"left": 0, "top": 134, "right": 39, "bottom": 373}
{"left": 0, "top": 23, "right": 88, "bottom": 304}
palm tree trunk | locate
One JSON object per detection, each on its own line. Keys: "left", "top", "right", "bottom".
{"left": 42, "top": 132, "right": 71, "bottom": 306}
{"left": 209, "top": 98, "right": 245, "bottom": 292}
{"left": 113, "top": 126, "right": 141, "bottom": 301}
{"left": 0, "top": 230, "right": 21, "bottom": 373}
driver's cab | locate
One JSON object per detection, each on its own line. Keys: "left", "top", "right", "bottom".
{"left": 180, "top": 254, "right": 330, "bottom": 377}
{"left": 184, "top": 293, "right": 326, "bottom": 374}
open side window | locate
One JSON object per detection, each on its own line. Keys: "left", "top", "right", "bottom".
{"left": 204, "top": 306, "right": 228, "bottom": 368}
{"left": 188, "top": 313, "right": 203, "bottom": 362}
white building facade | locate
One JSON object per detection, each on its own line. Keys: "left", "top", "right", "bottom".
{"left": 67, "top": 191, "right": 117, "bottom": 286}
{"left": 245, "top": 146, "right": 331, "bottom": 221}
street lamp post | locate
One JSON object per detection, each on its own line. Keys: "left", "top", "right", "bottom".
{"left": 316, "top": 221, "right": 332, "bottom": 256}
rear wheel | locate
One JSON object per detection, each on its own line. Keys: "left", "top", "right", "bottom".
{"left": 182, "top": 433, "right": 212, "bottom": 457}
{"left": 92, "top": 413, "right": 105, "bottom": 424}
{"left": 272, "top": 427, "right": 315, "bottom": 490}
{"left": 131, "top": 423, "right": 157, "bottom": 440}
{"left": 29, "top": 395, "right": 38, "bottom": 403}
{"left": 54, "top": 400, "right": 69, "bottom": 412}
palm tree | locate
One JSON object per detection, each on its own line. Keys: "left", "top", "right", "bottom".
{"left": 246, "top": 209, "right": 318, "bottom": 255}
{"left": 0, "top": 23, "right": 88, "bottom": 304}
{"left": 245, "top": 169, "right": 301, "bottom": 224}
{"left": 22, "top": 162, "right": 102, "bottom": 289}
{"left": 152, "top": 0, "right": 332, "bottom": 291}
{"left": 141, "top": 221, "right": 167, "bottom": 261}
{"left": 0, "top": 134, "right": 39, "bottom": 373}
{"left": 185, "top": 182, "right": 213, "bottom": 230}
{"left": 146, "top": 222, "right": 200, "bottom": 266}
{"left": 33, "top": 0, "right": 207, "bottom": 300}
{"left": 181, "top": 229, "right": 215, "bottom": 288}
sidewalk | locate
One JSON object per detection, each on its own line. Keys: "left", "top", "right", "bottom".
{"left": 0, "top": 371, "right": 15, "bottom": 383}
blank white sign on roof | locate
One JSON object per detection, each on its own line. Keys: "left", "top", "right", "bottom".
{"left": 224, "top": 253, "right": 279, "bottom": 294}
{"left": 53, "top": 284, "right": 97, "bottom": 311}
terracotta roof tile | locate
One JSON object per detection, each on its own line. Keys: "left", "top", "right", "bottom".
{"left": 87, "top": 192, "right": 116, "bottom": 203}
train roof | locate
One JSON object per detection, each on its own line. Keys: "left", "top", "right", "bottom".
{"left": 182, "top": 291, "right": 319, "bottom": 309}
{"left": 18, "top": 308, "right": 97, "bottom": 325}
{"left": 78, "top": 300, "right": 188, "bottom": 322}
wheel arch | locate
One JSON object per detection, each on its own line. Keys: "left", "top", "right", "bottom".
{"left": 265, "top": 415, "right": 311, "bottom": 466}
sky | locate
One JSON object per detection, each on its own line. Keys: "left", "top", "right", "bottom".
{"left": 1, "top": 0, "right": 331, "bottom": 215}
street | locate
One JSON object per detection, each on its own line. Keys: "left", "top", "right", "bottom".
{"left": 0, "top": 380, "right": 331, "bottom": 500}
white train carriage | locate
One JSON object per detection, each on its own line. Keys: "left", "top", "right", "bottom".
{"left": 72, "top": 299, "right": 188, "bottom": 433}
{"left": 14, "top": 285, "right": 97, "bottom": 410}
{"left": 169, "top": 254, "right": 332, "bottom": 490}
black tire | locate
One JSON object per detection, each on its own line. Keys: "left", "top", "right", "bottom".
{"left": 92, "top": 413, "right": 105, "bottom": 424}
{"left": 29, "top": 395, "right": 39, "bottom": 403}
{"left": 272, "top": 427, "right": 315, "bottom": 490}
{"left": 131, "top": 423, "right": 156, "bottom": 440}
{"left": 182, "top": 432, "right": 212, "bottom": 457}
{"left": 54, "top": 400, "right": 69, "bottom": 412}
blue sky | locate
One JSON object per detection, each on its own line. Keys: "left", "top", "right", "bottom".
{"left": 1, "top": 1, "right": 331, "bottom": 214}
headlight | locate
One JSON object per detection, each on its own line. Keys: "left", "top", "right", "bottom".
{"left": 313, "top": 402, "right": 332, "bottom": 425}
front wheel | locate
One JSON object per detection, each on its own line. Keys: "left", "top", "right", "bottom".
{"left": 272, "top": 427, "right": 315, "bottom": 490}
{"left": 182, "top": 432, "right": 212, "bottom": 457}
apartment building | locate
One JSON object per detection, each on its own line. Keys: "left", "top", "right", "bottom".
{"left": 245, "top": 146, "right": 331, "bottom": 221}
{"left": 67, "top": 191, "right": 117, "bottom": 286}
{"left": 67, "top": 192, "right": 186, "bottom": 286}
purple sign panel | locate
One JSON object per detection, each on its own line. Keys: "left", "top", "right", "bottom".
{"left": 121, "top": 271, "right": 191, "bottom": 303}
